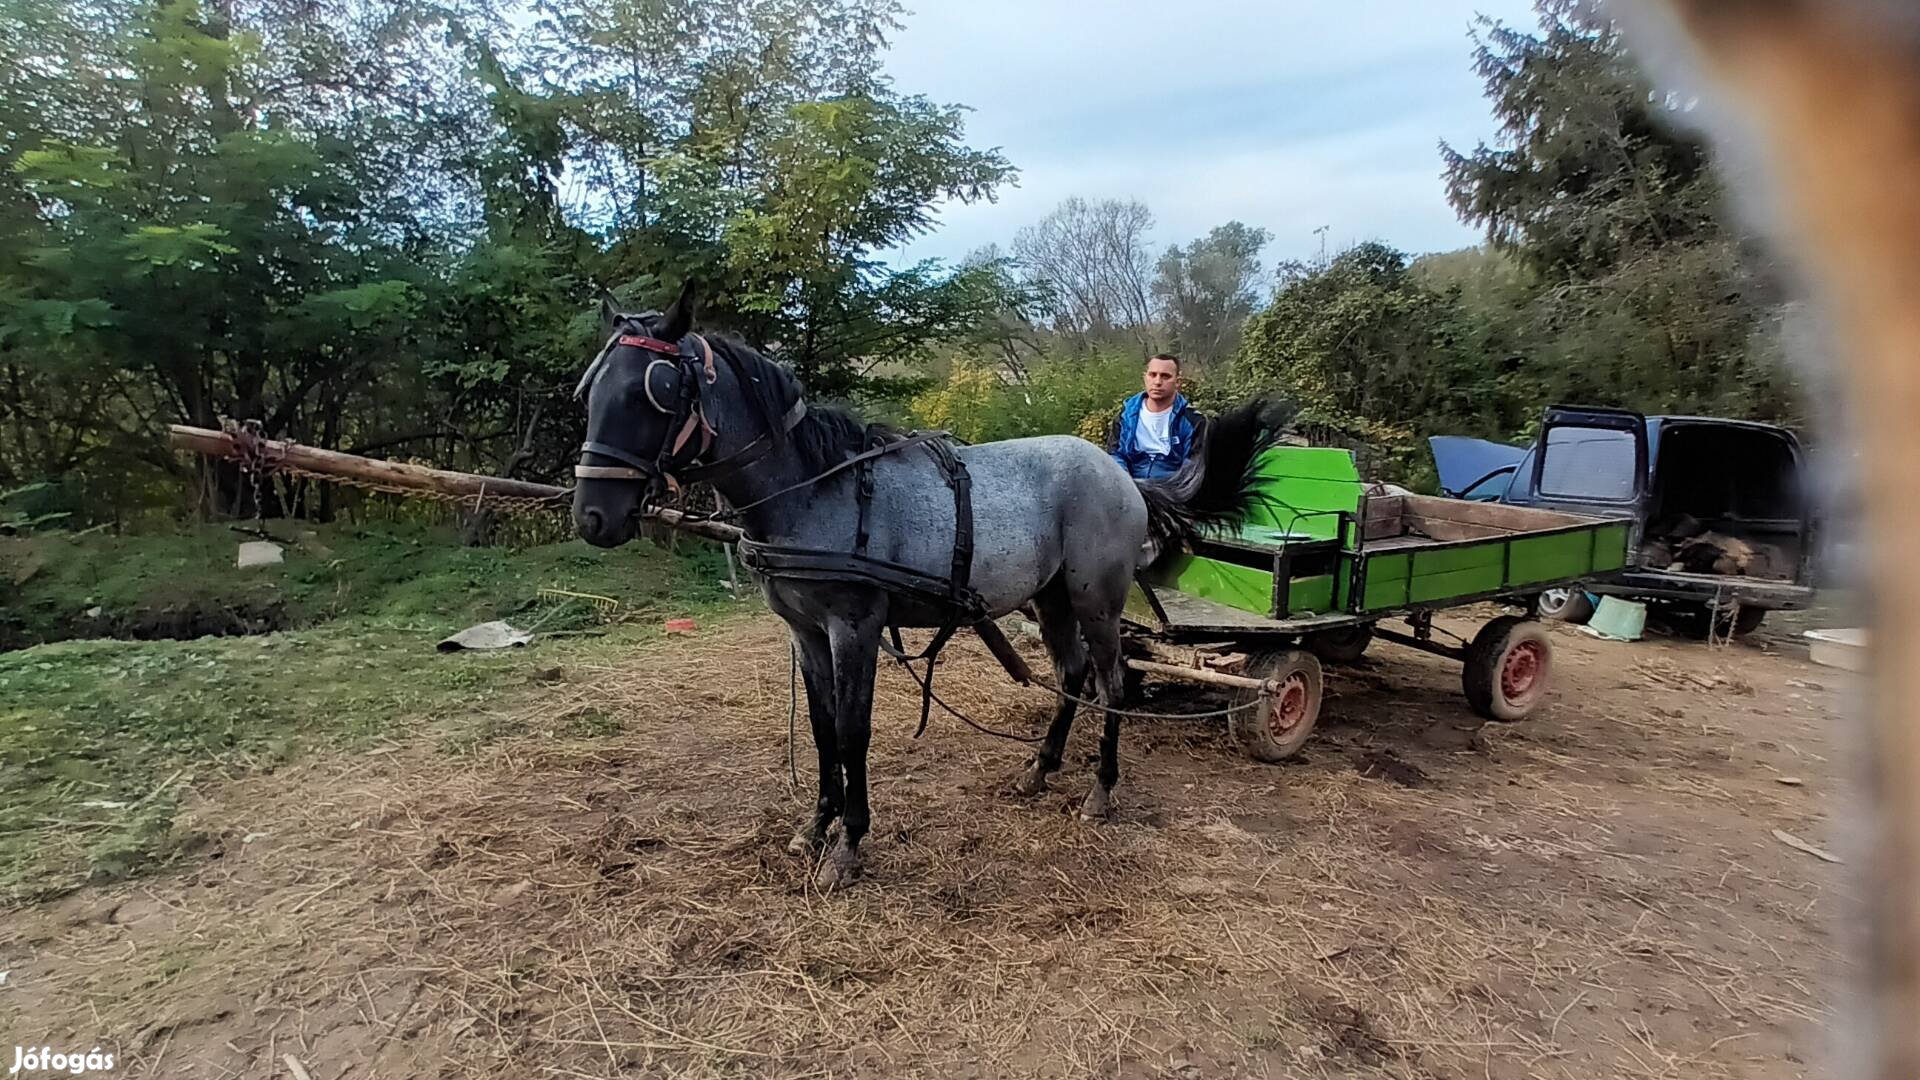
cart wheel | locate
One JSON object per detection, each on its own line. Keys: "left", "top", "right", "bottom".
{"left": 1229, "top": 649, "right": 1323, "bottom": 762}
{"left": 1307, "top": 623, "right": 1374, "bottom": 664}
{"left": 1463, "top": 616, "right": 1553, "bottom": 722}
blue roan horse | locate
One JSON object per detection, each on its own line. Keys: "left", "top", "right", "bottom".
{"left": 572, "top": 286, "right": 1281, "bottom": 890}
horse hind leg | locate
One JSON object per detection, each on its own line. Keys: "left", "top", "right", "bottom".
{"left": 1013, "top": 574, "right": 1088, "bottom": 797}
{"left": 1076, "top": 611, "right": 1129, "bottom": 823}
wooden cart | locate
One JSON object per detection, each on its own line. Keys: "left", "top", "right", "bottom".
{"left": 1118, "top": 447, "right": 1631, "bottom": 761}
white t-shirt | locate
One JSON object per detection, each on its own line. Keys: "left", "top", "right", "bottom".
{"left": 1135, "top": 403, "right": 1174, "bottom": 456}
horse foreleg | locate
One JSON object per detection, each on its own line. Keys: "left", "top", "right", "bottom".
{"left": 788, "top": 626, "right": 841, "bottom": 855}
{"left": 818, "top": 614, "right": 881, "bottom": 891}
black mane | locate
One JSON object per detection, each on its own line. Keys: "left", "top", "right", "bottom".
{"left": 705, "top": 335, "right": 893, "bottom": 474}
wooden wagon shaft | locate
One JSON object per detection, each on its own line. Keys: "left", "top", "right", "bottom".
{"left": 166, "top": 423, "right": 745, "bottom": 545}
{"left": 1123, "top": 657, "right": 1273, "bottom": 694}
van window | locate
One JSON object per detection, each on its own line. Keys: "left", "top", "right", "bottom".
{"left": 1539, "top": 426, "right": 1637, "bottom": 501}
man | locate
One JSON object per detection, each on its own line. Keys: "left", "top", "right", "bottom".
{"left": 1109, "top": 354, "right": 1202, "bottom": 480}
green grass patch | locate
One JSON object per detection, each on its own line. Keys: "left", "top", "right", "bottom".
{"left": 0, "top": 522, "right": 739, "bottom": 903}
{"left": 1, "top": 520, "right": 735, "bottom": 649}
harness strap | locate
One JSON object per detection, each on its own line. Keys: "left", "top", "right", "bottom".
{"left": 883, "top": 623, "right": 963, "bottom": 738}
{"left": 578, "top": 440, "right": 656, "bottom": 476}
{"left": 716, "top": 428, "right": 949, "bottom": 518}
{"left": 853, "top": 425, "right": 886, "bottom": 556}
{"left": 928, "top": 438, "right": 975, "bottom": 612}
{"left": 735, "top": 544, "right": 973, "bottom": 610}
{"left": 677, "top": 397, "right": 807, "bottom": 485}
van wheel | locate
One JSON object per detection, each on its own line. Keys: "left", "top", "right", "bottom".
{"left": 1669, "top": 603, "right": 1768, "bottom": 639}
{"left": 1533, "top": 587, "right": 1594, "bottom": 624}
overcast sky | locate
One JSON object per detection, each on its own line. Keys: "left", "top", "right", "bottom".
{"left": 880, "top": 1, "right": 1543, "bottom": 270}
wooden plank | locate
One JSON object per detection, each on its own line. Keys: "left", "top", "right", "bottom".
{"left": 1400, "top": 494, "right": 1596, "bottom": 532}
{"left": 1126, "top": 658, "right": 1271, "bottom": 692}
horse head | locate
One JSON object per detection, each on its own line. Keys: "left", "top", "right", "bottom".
{"left": 571, "top": 281, "right": 701, "bottom": 548}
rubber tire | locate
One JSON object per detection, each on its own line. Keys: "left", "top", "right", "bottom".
{"left": 1533, "top": 587, "right": 1595, "bottom": 625}
{"left": 1667, "top": 603, "right": 1767, "bottom": 640}
{"left": 1463, "top": 616, "right": 1554, "bottom": 722}
{"left": 1307, "top": 623, "right": 1374, "bottom": 664}
{"left": 1229, "top": 649, "right": 1324, "bottom": 762}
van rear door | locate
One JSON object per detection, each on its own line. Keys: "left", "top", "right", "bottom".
{"left": 1518, "top": 407, "right": 1652, "bottom": 541}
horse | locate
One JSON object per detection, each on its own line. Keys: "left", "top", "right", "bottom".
{"left": 571, "top": 284, "right": 1282, "bottom": 890}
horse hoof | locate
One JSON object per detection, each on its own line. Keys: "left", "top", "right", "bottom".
{"left": 1079, "top": 785, "right": 1113, "bottom": 822}
{"left": 1012, "top": 764, "right": 1051, "bottom": 797}
{"left": 815, "top": 846, "right": 862, "bottom": 892}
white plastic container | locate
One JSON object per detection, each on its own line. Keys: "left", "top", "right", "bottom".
{"left": 1804, "top": 628, "right": 1868, "bottom": 672}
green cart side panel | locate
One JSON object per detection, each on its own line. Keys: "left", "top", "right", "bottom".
{"left": 1507, "top": 526, "right": 1615, "bottom": 586}
{"left": 1146, "top": 555, "right": 1342, "bottom": 619}
{"left": 1358, "top": 547, "right": 1510, "bottom": 611}
{"left": 1124, "top": 581, "right": 1157, "bottom": 625}
{"left": 1287, "top": 574, "right": 1337, "bottom": 614}
{"left": 1240, "top": 448, "right": 1361, "bottom": 541}
{"left": 1144, "top": 553, "right": 1272, "bottom": 613}
{"left": 1359, "top": 522, "right": 1633, "bottom": 612}
{"left": 1362, "top": 553, "right": 1412, "bottom": 610}
{"left": 1593, "top": 523, "right": 1629, "bottom": 571}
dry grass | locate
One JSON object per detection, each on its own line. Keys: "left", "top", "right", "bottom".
{"left": 0, "top": 613, "right": 1844, "bottom": 1079}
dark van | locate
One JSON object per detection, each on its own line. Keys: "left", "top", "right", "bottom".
{"left": 1429, "top": 407, "right": 1816, "bottom": 636}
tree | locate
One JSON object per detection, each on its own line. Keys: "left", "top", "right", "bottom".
{"left": 1152, "top": 222, "right": 1270, "bottom": 368}
{"left": 528, "top": 0, "right": 1015, "bottom": 396}
{"left": 1011, "top": 197, "right": 1158, "bottom": 352}
{"left": 0, "top": 0, "right": 1021, "bottom": 527}
{"left": 1439, "top": 0, "right": 1801, "bottom": 423}
{"left": 1235, "top": 243, "right": 1497, "bottom": 473}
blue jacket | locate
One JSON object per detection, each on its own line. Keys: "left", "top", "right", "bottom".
{"left": 1109, "top": 392, "right": 1200, "bottom": 480}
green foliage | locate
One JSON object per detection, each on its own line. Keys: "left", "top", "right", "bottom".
{"left": 1237, "top": 243, "right": 1502, "bottom": 461}
{"left": 1438, "top": 0, "right": 1802, "bottom": 426}
{"left": 910, "top": 349, "right": 1146, "bottom": 446}
{"left": 0, "top": 0, "right": 1013, "bottom": 522}
{"left": 1153, "top": 222, "right": 1270, "bottom": 368}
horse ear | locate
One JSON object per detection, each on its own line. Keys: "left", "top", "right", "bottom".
{"left": 598, "top": 295, "right": 620, "bottom": 335}
{"left": 656, "top": 280, "right": 697, "bottom": 341}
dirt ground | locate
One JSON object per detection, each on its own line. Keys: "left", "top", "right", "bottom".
{"left": 0, "top": 607, "right": 1853, "bottom": 1078}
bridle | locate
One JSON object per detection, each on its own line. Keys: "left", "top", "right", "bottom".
{"left": 573, "top": 323, "right": 806, "bottom": 497}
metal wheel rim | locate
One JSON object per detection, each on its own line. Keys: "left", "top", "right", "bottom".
{"left": 1500, "top": 640, "right": 1546, "bottom": 702}
{"left": 1268, "top": 672, "right": 1309, "bottom": 738}
{"left": 1537, "top": 588, "right": 1573, "bottom": 616}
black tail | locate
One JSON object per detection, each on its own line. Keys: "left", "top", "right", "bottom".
{"left": 1137, "top": 398, "right": 1294, "bottom": 556}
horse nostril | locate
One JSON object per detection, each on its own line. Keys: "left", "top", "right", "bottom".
{"left": 581, "top": 508, "right": 604, "bottom": 535}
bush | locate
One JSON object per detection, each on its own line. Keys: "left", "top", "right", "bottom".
{"left": 909, "top": 349, "right": 1148, "bottom": 445}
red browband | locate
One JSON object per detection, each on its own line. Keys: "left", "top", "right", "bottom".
{"left": 617, "top": 334, "right": 682, "bottom": 355}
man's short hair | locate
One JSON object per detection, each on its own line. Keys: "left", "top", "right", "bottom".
{"left": 1147, "top": 353, "right": 1181, "bottom": 371}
